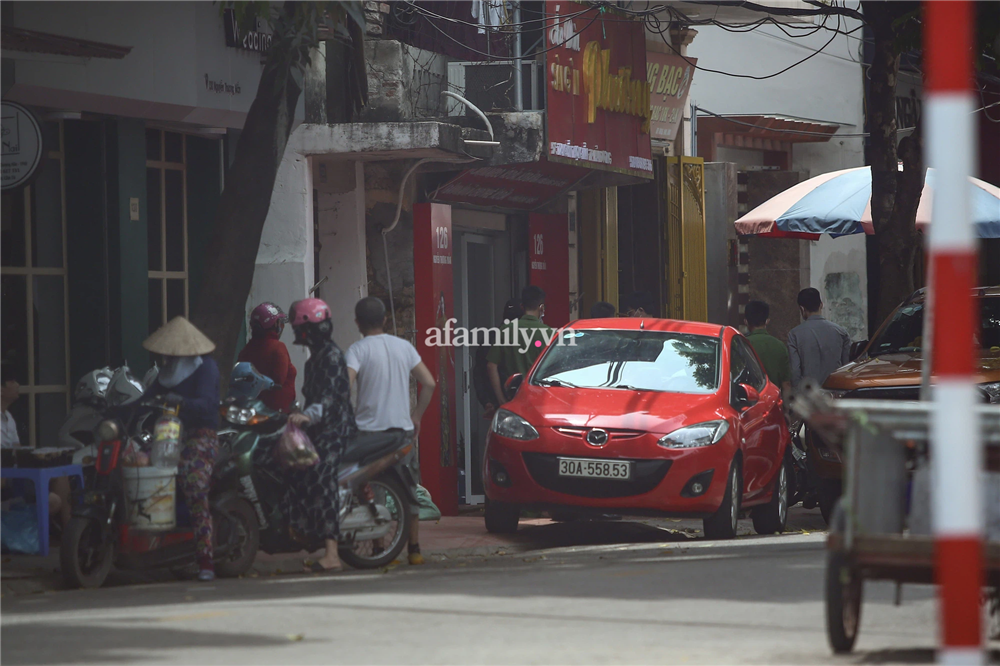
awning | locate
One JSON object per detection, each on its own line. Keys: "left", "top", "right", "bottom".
{"left": 697, "top": 113, "right": 842, "bottom": 153}
{"left": 1, "top": 27, "right": 132, "bottom": 59}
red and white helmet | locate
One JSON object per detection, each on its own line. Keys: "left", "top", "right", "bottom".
{"left": 289, "top": 298, "right": 331, "bottom": 326}
{"left": 250, "top": 302, "right": 287, "bottom": 331}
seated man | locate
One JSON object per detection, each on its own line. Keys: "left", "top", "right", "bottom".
{"left": 1, "top": 374, "right": 70, "bottom": 529}
{"left": 345, "top": 297, "right": 436, "bottom": 565}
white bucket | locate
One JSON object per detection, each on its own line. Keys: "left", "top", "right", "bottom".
{"left": 122, "top": 466, "right": 177, "bottom": 531}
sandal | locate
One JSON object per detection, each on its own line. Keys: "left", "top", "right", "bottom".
{"left": 306, "top": 560, "right": 343, "bottom": 574}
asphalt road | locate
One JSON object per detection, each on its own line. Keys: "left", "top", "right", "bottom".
{"left": 2, "top": 509, "right": 996, "bottom": 665}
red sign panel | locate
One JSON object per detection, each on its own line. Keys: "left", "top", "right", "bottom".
{"left": 545, "top": 1, "right": 653, "bottom": 179}
{"left": 433, "top": 160, "right": 589, "bottom": 210}
{"left": 529, "top": 213, "right": 570, "bottom": 328}
{"left": 412, "top": 203, "right": 458, "bottom": 516}
{"left": 646, "top": 52, "right": 696, "bottom": 142}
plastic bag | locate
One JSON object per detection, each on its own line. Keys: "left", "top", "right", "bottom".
{"left": 0, "top": 503, "right": 40, "bottom": 554}
{"left": 275, "top": 423, "right": 319, "bottom": 470}
{"left": 416, "top": 484, "right": 441, "bottom": 522}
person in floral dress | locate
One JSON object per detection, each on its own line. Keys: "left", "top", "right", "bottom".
{"left": 285, "top": 298, "right": 357, "bottom": 573}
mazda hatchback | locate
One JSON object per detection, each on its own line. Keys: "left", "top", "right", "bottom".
{"left": 483, "top": 318, "right": 791, "bottom": 539}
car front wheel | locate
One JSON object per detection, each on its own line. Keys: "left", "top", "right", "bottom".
{"left": 703, "top": 461, "right": 741, "bottom": 540}
{"left": 484, "top": 499, "right": 520, "bottom": 534}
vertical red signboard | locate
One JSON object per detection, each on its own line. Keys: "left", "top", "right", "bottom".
{"left": 413, "top": 203, "right": 458, "bottom": 516}
{"left": 529, "top": 213, "right": 570, "bottom": 328}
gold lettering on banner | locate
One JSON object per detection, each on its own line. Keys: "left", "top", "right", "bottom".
{"left": 550, "top": 56, "right": 580, "bottom": 95}
{"left": 581, "top": 41, "right": 650, "bottom": 133}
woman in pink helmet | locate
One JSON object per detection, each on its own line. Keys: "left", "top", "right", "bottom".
{"left": 284, "top": 298, "right": 357, "bottom": 573}
{"left": 238, "top": 302, "right": 296, "bottom": 412}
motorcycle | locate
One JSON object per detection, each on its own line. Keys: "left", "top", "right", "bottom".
{"left": 61, "top": 365, "right": 157, "bottom": 467}
{"left": 60, "top": 398, "right": 258, "bottom": 589}
{"left": 216, "top": 396, "right": 416, "bottom": 569}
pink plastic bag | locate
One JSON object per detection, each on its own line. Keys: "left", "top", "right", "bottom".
{"left": 275, "top": 422, "right": 319, "bottom": 470}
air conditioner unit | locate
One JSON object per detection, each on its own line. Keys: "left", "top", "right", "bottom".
{"left": 446, "top": 61, "right": 542, "bottom": 115}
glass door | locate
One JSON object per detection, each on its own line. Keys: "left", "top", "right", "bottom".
{"left": 1, "top": 119, "right": 70, "bottom": 448}
{"left": 457, "top": 233, "right": 495, "bottom": 505}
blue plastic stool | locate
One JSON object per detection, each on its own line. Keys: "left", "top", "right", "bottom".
{"left": 1, "top": 464, "right": 85, "bottom": 556}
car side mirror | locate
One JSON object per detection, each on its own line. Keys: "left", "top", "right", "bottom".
{"left": 504, "top": 374, "right": 524, "bottom": 402}
{"left": 849, "top": 340, "right": 868, "bottom": 362}
{"left": 736, "top": 383, "right": 760, "bottom": 409}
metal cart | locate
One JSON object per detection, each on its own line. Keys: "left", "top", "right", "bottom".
{"left": 789, "top": 389, "right": 1000, "bottom": 654}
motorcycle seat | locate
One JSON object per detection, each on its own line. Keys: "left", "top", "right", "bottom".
{"left": 340, "top": 429, "right": 407, "bottom": 466}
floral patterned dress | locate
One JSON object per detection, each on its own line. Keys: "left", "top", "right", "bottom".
{"left": 283, "top": 338, "right": 357, "bottom": 541}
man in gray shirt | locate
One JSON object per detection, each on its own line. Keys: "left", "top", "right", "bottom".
{"left": 787, "top": 288, "right": 852, "bottom": 387}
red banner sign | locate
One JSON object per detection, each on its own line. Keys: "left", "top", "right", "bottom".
{"left": 545, "top": 1, "right": 653, "bottom": 179}
{"left": 646, "top": 52, "right": 696, "bottom": 142}
{"left": 413, "top": 203, "right": 458, "bottom": 516}
{"left": 529, "top": 213, "right": 570, "bottom": 328}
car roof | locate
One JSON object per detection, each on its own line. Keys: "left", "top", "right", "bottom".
{"left": 906, "top": 285, "right": 1000, "bottom": 304}
{"left": 565, "top": 317, "right": 726, "bottom": 337}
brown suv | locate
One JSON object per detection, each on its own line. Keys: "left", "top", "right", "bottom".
{"left": 806, "top": 286, "right": 1000, "bottom": 521}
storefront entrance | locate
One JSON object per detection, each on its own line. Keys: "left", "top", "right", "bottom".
{"left": 454, "top": 232, "right": 495, "bottom": 505}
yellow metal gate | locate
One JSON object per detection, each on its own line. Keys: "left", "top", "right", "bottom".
{"left": 663, "top": 156, "right": 707, "bottom": 322}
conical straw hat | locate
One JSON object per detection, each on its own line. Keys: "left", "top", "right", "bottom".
{"left": 143, "top": 317, "right": 216, "bottom": 356}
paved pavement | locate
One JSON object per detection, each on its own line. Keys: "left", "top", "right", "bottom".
{"left": 5, "top": 507, "right": 996, "bottom": 665}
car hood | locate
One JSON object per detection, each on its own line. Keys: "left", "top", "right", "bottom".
{"left": 508, "top": 384, "right": 727, "bottom": 436}
{"left": 825, "top": 349, "right": 1000, "bottom": 390}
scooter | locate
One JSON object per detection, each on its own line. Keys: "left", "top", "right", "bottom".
{"left": 216, "top": 396, "right": 416, "bottom": 569}
{"left": 61, "top": 365, "right": 157, "bottom": 466}
{"left": 60, "top": 398, "right": 258, "bottom": 589}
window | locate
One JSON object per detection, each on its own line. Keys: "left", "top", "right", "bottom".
{"left": 1, "top": 120, "right": 69, "bottom": 447}
{"left": 868, "top": 296, "right": 1000, "bottom": 356}
{"left": 145, "top": 129, "right": 188, "bottom": 333}
{"left": 532, "top": 330, "right": 721, "bottom": 394}
{"left": 731, "top": 337, "right": 766, "bottom": 394}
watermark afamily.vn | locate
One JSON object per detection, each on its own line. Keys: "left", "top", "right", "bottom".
{"left": 424, "top": 318, "right": 577, "bottom": 353}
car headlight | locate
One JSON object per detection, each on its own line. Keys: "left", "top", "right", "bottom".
{"left": 96, "top": 419, "right": 121, "bottom": 442}
{"left": 226, "top": 405, "right": 256, "bottom": 425}
{"left": 658, "top": 420, "right": 730, "bottom": 449}
{"left": 979, "top": 382, "right": 1000, "bottom": 404}
{"left": 490, "top": 409, "right": 539, "bottom": 441}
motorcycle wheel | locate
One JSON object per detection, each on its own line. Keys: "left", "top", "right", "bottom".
{"left": 338, "top": 475, "right": 412, "bottom": 570}
{"left": 60, "top": 516, "right": 113, "bottom": 589}
{"left": 214, "top": 498, "right": 260, "bottom": 578}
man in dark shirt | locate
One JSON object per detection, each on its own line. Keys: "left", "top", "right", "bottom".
{"left": 744, "top": 300, "right": 792, "bottom": 393}
{"left": 487, "top": 286, "right": 553, "bottom": 405}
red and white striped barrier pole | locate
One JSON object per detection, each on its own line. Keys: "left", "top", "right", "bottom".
{"left": 925, "top": 1, "right": 983, "bottom": 664}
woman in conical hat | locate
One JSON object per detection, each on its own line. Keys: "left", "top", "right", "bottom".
{"left": 142, "top": 317, "right": 220, "bottom": 582}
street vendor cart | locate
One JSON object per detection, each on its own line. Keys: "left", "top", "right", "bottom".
{"left": 790, "top": 387, "right": 1000, "bottom": 654}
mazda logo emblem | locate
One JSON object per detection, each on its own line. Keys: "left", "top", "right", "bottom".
{"left": 586, "top": 428, "right": 609, "bottom": 446}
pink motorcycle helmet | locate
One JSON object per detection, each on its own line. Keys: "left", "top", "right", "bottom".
{"left": 289, "top": 298, "right": 331, "bottom": 326}
{"left": 289, "top": 298, "right": 333, "bottom": 346}
{"left": 249, "top": 302, "right": 287, "bottom": 335}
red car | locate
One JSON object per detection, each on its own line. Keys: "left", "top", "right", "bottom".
{"left": 483, "top": 318, "right": 791, "bottom": 539}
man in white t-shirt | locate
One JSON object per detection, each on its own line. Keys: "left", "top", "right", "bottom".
{"left": 1, "top": 375, "right": 71, "bottom": 526}
{"left": 2, "top": 378, "right": 21, "bottom": 448}
{"left": 345, "top": 297, "right": 436, "bottom": 565}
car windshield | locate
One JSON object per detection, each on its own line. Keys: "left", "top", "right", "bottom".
{"left": 869, "top": 296, "right": 1000, "bottom": 356}
{"left": 531, "top": 329, "right": 721, "bottom": 394}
